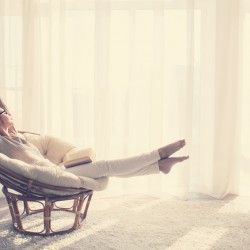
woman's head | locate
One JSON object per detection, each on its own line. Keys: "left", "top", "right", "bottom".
{"left": 0, "top": 98, "right": 18, "bottom": 137}
{"left": 0, "top": 107, "right": 14, "bottom": 136}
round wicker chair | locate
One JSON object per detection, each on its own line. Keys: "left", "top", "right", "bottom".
{"left": 0, "top": 165, "right": 93, "bottom": 236}
{"left": 0, "top": 99, "right": 107, "bottom": 236}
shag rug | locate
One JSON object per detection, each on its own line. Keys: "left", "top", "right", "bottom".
{"left": 1, "top": 193, "right": 250, "bottom": 250}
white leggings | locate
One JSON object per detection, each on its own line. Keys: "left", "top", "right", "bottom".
{"left": 65, "top": 149, "right": 161, "bottom": 178}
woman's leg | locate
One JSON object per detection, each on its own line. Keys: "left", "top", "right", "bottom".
{"left": 65, "top": 149, "right": 160, "bottom": 178}
{"left": 113, "top": 161, "right": 160, "bottom": 178}
{"left": 66, "top": 139, "right": 189, "bottom": 178}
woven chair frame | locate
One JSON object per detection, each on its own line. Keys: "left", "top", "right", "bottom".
{"left": 0, "top": 165, "right": 94, "bottom": 236}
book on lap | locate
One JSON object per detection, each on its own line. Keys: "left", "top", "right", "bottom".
{"left": 63, "top": 148, "right": 96, "bottom": 168}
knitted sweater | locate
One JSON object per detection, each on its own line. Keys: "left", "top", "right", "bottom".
{"left": 0, "top": 135, "right": 54, "bottom": 167}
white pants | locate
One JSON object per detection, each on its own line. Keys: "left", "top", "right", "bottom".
{"left": 65, "top": 149, "right": 161, "bottom": 178}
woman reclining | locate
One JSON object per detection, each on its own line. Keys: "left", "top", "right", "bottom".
{"left": 0, "top": 104, "right": 189, "bottom": 179}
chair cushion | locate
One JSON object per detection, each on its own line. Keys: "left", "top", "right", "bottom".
{"left": 0, "top": 133, "right": 109, "bottom": 195}
{"left": 19, "top": 133, "right": 76, "bottom": 166}
{"left": 0, "top": 153, "right": 108, "bottom": 194}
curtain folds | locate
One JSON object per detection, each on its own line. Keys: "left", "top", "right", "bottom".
{"left": 0, "top": 0, "right": 249, "bottom": 199}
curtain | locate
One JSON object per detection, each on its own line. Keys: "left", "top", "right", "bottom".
{"left": 0, "top": 0, "right": 249, "bottom": 199}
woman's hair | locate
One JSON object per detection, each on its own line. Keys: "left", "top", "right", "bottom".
{"left": 0, "top": 98, "right": 18, "bottom": 137}
{"left": 0, "top": 115, "right": 8, "bottom": 137}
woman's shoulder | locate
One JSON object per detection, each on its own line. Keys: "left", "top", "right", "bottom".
{"left": 0, "top": 135, "right": 15, "bottom": 149}
{"left": 0, "top": 135, "right": 9, "bottom": 141}
{"left": 0, "top": 135, "right": 5, "bottom": 143}
{"left": 0, "top": 134, "right": 26, "bottom": 144}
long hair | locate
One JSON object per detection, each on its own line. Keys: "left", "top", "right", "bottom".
{"left": 0, "top": 98, "right": 18, "bottom": 137}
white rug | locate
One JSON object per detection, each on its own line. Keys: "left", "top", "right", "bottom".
{"left": 1, "top": 193, "right": 250, "bottom": 250}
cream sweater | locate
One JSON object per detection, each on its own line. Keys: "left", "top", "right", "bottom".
{"left": 0, "top": 135, "right": 54, "bottom": 167}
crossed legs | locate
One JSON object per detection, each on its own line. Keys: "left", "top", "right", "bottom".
{"left": 66, "top": 140, "right": 189, "bottom": 178}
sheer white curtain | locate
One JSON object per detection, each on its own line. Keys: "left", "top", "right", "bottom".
{"left": 0, "top": 0, "right": 249, "bottom": 199}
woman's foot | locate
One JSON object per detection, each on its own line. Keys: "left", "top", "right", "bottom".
{"left": 158, "top": 156, "right": 189, "bottom": 174}
{"left": 158, "top": 140, "right": 186, "bottom": 159}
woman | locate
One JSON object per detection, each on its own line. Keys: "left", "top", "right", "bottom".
{"left": 0, "top": 104, "right": 189, "bottom": 179}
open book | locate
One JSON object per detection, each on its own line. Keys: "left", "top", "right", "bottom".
{"left": 63, "top": 147, "right": 96, "bottom": 168}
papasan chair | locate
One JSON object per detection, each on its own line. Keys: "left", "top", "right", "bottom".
{"left": 0, "top": 100, "right": 108, "bottom": 236}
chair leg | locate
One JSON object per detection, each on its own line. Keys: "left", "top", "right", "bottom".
{"left": 44, "top": 198, "right": 52, "bottom": 235}
{"left": 73, "top": 196, "right": 84, "bottom": 229}
{"left": 82, "top": 193, "right": 93, "bottom": 220}
{"left": 5, "top": 195, "right": 16, "bottom": 225}
{"left": 73, "top": 199, "right": 78, "bottom": 212}
{"left": 23, "top": 201, "right": 30, "bottom": 215}
{"left": 72, "top": 193, "right": 93, "bottom": 229}
{"left": 11, "top": 197, "right": 24, "bottom": 231}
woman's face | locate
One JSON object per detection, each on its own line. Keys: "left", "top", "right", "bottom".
{"left": 0, "top": 108, "right": 14, "bottom": 130}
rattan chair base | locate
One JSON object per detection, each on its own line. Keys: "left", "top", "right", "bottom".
{"left": 2, "top": 186, "right": 93, "bottom": 236}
